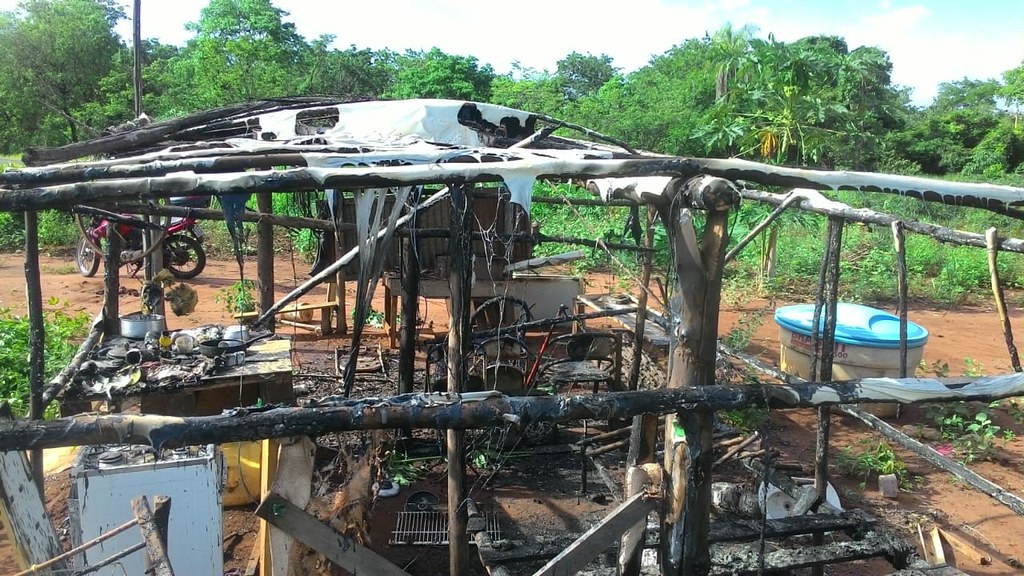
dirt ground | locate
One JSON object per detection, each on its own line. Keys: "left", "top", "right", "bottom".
{"left": 0, "top": 251, "right": 1022, "bottom": 575}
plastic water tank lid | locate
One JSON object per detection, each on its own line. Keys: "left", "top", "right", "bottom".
{"left": 774, "top": 302, "right": 928, "bottom": 349}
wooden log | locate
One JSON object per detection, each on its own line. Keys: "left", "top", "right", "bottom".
{"left": 447, "top": 184, "right": 472, "bottom": 575}
{"left": 131, "top": 0, "right": 142, "bottom": 116}
{"left": 21, "top": 97, "right": 346, "bottom": 165}
{"left": 619, "top": 463, "right": 662, "bottom": 576}
{"left": 256, "top": 192, "right": 275, "bottom": 332}
{"left": 534, "top": 492, "right": 659, "bottom": 576}
{"left": 131, "top": 495, "right": 174, "bottom": 576}
{"left": 710, "top": 529, "right": 916, "bottom": 575}
{"left": 23, "top": 211, "right": 45, "bottom": 492}
{"left": 5, "top": 152, "right": 1024, "bottom": 214}
{"left": 986, "top": 228, "right": 1021, "bottom": 372}
{"left": 839, "top": 404, "right": 1024, "bottom": 517}
{"left": 892, "top": 221, "right": 909, "bottom": 377}
{"left": 115, "top": 202, "right": 336, "bottom": 231}
{"left": 742, "top": 188, "right": 1024, "bottom": 253}
{"left": 585, "top": 437, "right": 629, "bottom": 457}
{"left": 712, "top": 432, "right": 760, "bottom": 469}
{"left": 102, "top": 225, "right": 121, "bottom": 336}
{"left": 813, "top": 217, "right": 844, "bottom": 576}
{"left": 399, "top": 235, "right": 418, "bottom": 395}
{"left": 724, "top": 190, "right": 800, "bottom": 263}
{"left": 7, "top": 374, "right": 1024, "bottom": 451}
{"left": 41, "top": 312, "right": 103, "bottom": 406}
{"left": 536, "top": 233, "right": 656, "bottom": 254}
{"left": 709, "top": 509, "right": 876, "bottom": 544}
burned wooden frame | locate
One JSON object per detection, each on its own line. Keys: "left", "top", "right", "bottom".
{"left": 4, "top": 98, "right": 1024, "bottom": 575}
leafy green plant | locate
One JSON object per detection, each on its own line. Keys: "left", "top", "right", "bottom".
{"left": 215, "top": 279, "right": 256, "bottom": 315}
{"left": 924, "top": 402, "right": 1004, "bottom": 463}
{"left": 725, "top": 311, "right": 763, "bottom": 351}
{"left": 962, "top": 357, "right": 984, "bottom": 377}
{"left": 835, "top": 440, "right": 908, "bottom": 488}
{"left": 352, "top": 306, "right": 385, "bottom": 328}
{"left": 0, "top": 299, "right": 89, "bottom": 418}
{"left": 719, "top": 406, "right": 768, "bottom": 433}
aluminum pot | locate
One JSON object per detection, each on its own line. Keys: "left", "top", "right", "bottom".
{"left": 120, "top": 312, "right": 166, "bottom": 339}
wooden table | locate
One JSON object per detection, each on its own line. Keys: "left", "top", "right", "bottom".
{"left": 60, "top": 338, "right": 295, "bottom": 417}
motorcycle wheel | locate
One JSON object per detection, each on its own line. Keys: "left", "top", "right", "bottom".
{"left": 163, "top": 234, "right": 207, "bottom": 280}
{"left": 76, "top": 236, "right": 101, "bottom": 277}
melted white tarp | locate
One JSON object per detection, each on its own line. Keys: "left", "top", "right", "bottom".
{"left": 256, "top": 99, "right": 533, "bottom": 148}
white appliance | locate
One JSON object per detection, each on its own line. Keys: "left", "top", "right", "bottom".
{"left": 69, "top": 444, "right": 223, "bottom": 576}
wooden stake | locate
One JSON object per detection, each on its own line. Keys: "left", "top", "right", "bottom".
{"left": 102, "top": 227, "right": 121, "bottom": 335}
{"left": 131, "top": 495, "right": 174, "bottom": 576}
{"left": 23, "top": 211, "right": 44, "bottom": 493}
{"left": 399, "top": 235, "right": 419, "bottom": 395}
{"left": 131, "top": 0, "right": 142, "bottom": 118}
{"left": 986, "top": 227, "right": 1021, "bottom": 371}
{"left": 447, "top": 184, "right": 472, "bottom": 575}
{"left": 256, "top": 192, "right": 275, "bottom": 332}
{"left": 813, "top": 217, "right": 844, "bottom": 576}
{"left": 892, "top": 221, "right": 909, "bottom": 377}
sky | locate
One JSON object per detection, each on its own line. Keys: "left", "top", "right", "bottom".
{"left": 4, "top": 0, "right": 1024, "bottom": 106}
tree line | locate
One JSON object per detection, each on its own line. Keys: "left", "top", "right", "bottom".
{"left": 1, "top": 0, "right": 1023, "bottom": 186}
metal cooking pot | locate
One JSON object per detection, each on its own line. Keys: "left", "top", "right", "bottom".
{"left": 120, "top": 312, "right": 166, "bottom": 340}
{"left": 198, "top": 332, "right": 273, "bottom": 358}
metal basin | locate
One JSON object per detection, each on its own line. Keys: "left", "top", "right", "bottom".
{"left": 120, "top": 312, "right": 166, "bottom": 339}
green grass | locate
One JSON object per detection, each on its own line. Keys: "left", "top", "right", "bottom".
{"left": 0, "top": 300, "right": 90, "bottom": 417}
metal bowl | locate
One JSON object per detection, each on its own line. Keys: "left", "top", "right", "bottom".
{"left": 120, "top": 312, "right": 166, "bottom": 339}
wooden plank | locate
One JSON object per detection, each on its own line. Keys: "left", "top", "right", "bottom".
{"left": 264, "top": 436, "right": 314, "bottom": 576}
{"left": 0, "top": 449, "right": 65, "bottom": 571}
{"left": 934, "top": 527, "right": 992, "bottom": 567}
{"left": 131, "top": 495, "right": 174, "bottom": 576}
{"left": 532, "top": 492, "right": 658, "bottom": 576}
{"left": 255, "top": 492, "right": 411, "bottom": 576}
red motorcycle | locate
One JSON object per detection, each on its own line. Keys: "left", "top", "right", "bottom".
{"left": 75, "top": 198, "right": 208, "bottom": 280}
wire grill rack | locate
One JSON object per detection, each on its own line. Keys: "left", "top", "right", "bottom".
{"left": 389, "top": 510, "right": 501, "bottom": 545}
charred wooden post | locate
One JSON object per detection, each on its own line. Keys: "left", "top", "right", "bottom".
{"left": 23, "top": 211, "right": 44, "bottom": 492}
{"left": 144, "top": 215, "right": 165, "bottom": 317}
{"left": 132, "top": 495, "right": 174, "bottom": 576}
{"left": 399, "top": 235, "right": 420, "bottom": 395}
{"left": 42, "top": 313, "right": 103, "bottom": 408}
{"left": 660, "top": 176, "right": 738, "bottom": 576}
{"left": 447, "top": 184, "right": 472, "bottom": 575}
{"left": 986, "top": 228, "right": 1021, "bottom": 372}
{"left": 892, "top": 221, "right": 909, "bottom": 377}
{"left": 812, "top": 217, "right": 844, "bottom": 576}
{"left": 256, "top": 192, "right": 275, "bottom": 332}
{"left": 623, "top": 207, "right": 659, "bottom": 576}
{"left": 103, "top": 231, "right": 122, "bottom": 336}
{"left": 131, "top": 0, "right": 142, "bottom": 118}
